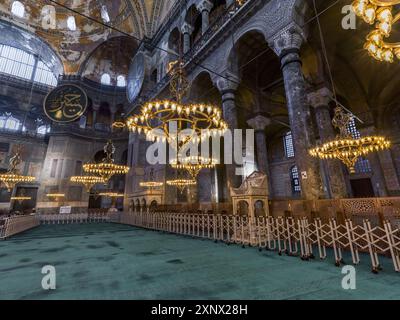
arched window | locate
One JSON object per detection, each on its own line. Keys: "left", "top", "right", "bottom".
{"left": 67, "top": 16, "right": 76, "bottom": 31}
{"left": 101, "top": 5, "right": 110, "bottom": 23}
{"left": 0, "top": 44, "right": 58, "bottom": 86}
{"left": 34, "top": 60, "right": 58, "bottom": 86}
{"left": 284, "top": 131, "right": 295, "bottom": 158}
{"left": 101, "top": 73, "right": 111, "bottom": 85}
{"left": 117, "top": 75, "right": 126, "bottom": 87}
{"left": 290, "top": 166, "right": 301, "bottom": 194}
{"left": 0, "top": 114, "right": 21, "bottom": 131}
{"left": 37, "top": 124, "right": 51, "bottom": 135}
{"left": 347, "top": 117, "right": 372, "bottom": 173}
{"left": 11, "top": 1, "right": 25, "bottom": 18}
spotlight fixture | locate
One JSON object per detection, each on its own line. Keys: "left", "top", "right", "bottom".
{"left": 309, "top": 107, "right": 391, "bottom": 173}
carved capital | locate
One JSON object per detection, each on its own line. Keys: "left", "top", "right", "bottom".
{"left": 307, "top": 88, "right": 332, "bottom": 109}
{"left": 181, "top": 22, "right": 194, "bottom": 35}
{"left": 247, "top": 115, "right": 271, "bottom": 132}
{"left": 268, "top": 24, "right": 305, "bottom": 58}
{"left": 214, "top": 72, "right": 240, "bottom": 94}
{"left": 197, "top": 0, "right": 213, "bottom": 13}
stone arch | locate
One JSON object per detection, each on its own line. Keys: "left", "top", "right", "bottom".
{"left": 254, "top": 200, "right": 265, "bottom": 217}
{"left": 141, "top": 198, "right": 147, "bottom": 211}
{"left": 149, "top": 200, "right": 158, "bottom": 212}
{"left": 237, "top": 200, "right": 249, "bottom": 216}
{"left": 185, "top": 4, "right": 202, "bottom": 42}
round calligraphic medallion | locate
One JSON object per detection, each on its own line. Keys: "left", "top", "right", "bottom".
{"left": 43, "top": 84, "right": 88, "bottom": 123}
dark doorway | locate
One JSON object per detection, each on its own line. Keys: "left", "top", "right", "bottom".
{"left": 350, "top": 178, "right": 375, "bottom": 198}
{"left": 12, "top": 187, "right": 38, "bottom": 214}
{"left": 89, "top": 195, "right": 102, "bottom": 209}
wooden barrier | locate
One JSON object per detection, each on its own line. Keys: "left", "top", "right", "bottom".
{"left": 38, "top": 212, "right": 112, "bottom": 224}
{"left": 0, "top": 215, "right": 40, "bottom": 240}
{"left": 114, "top": 211, "right": 400, "bottom": 274}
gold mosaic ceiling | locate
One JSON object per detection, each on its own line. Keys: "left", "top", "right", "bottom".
{"left": 0, "top": 0, "right": 176, "bottom": 73}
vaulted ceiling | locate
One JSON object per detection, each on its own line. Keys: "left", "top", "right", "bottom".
{"left": 0, "top": 0, "right": 177, "bottom": 73}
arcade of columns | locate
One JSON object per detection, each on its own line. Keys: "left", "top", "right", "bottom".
{"left": 128, "top": 1, "right": 365, "bottom": 206}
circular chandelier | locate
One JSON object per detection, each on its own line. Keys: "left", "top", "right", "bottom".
{"left": 83, "top": 140, "right": 130, "bottom": 182}
{"left": 140, "top": 181, "right": 164, "bottom": 188}
{"left": 352, "top": 0, "right": 400, "bottom": 62}
{"left": 11, "top": 196, "right": 32, "bottom": 203}
{"left": 309, "top": 107, "right": 391, "bottom": 173}
{"left": 0, "top": 149, "right": 35, "bottom": 192}
{"left": 171, "top": 155, "right": 218, "bottom": 179}
{"left": 120, "top": 61, "right": 228, "bottom": 147}
{"left": 140, "top": 168, "right": 164, "bottom": 188}
{"left": 166, "top": 179, "right": 197, "bottom": 193}
{"left": 98, "top": 192, "right": 124, "bottom": 198}
{"left": 46, "top": 193, "right": 65, "bottom": 201}
{"left": 126, "top": 101, "right": 227, "bottom": 145}
{"left": 70, "top": 175, "right": 106, "bottom": 192}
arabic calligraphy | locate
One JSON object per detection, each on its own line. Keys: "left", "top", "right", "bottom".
{"left": 44, "top": 85, "right": 88, "bottom": 123}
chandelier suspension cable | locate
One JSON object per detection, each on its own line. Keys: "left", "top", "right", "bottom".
{"left": 312, "top": 0, "right": 363, "bottom": 124}
{"left": 47, "top": 0, "right": 340, "bottom": 95}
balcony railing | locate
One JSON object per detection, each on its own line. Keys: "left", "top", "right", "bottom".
{"left": 131, "top": 0, "right": 253, "bottom": 109}
{"left": 0, "top": 127, "right": 47, "bottom": 140}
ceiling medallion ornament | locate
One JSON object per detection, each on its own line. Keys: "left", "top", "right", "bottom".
{"left": 0, "top": 149, "right": 35, "bottom": 192}
{"left": 352, "top": 0, "right": 400, "bottom": 62}
{"left": 122, "top": 61, "right": 228, "bottom": 147}
{"left": 43, "top": 84, "right": 88, "bottom": 122}
{"left": 83, "top": 140, "right": 130, "bottom": 182}
{"left": 309, "top": 107, "right": 391, "bottom": 173}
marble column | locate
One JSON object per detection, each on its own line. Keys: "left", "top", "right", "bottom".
{"left": 197, "top": 0, "right": 213, "bottom": 35}
{"left": 270, "top": 28, "right": 322, "bottom": 200}
{"left": 308, "top": 88, "right": 348, "bottom": 199}
{"left": 215, "top": 74, "right": 242, "bottom": 197}
{"left": 247, "top": 115, "right": 272, "bottom": 196}
{"left": 181, "top": 23, "right": 194, "bottom": 54}
{"left": 92, "top": 101, "right": 100, "bottom": 130}
{"left": 110, "top": 105, "right": 117, "bottom": 128}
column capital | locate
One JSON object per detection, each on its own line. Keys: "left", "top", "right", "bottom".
{"left": 268, "top": 25, "right": 305, "bottom": 59}
{"left": 307, "top": 88, "right": 332, "bottom": 109}
{"left": 92, "top": 101, "right": 100, "bottom": 111}
{"left": 214, "top": 72, "right": 240, "bottom": 95}
{"left": 197, "top": 0, "right": 213, "bottom": 13}
{"left": 247, "top": 115, "right": 271, "bottom": 132}
{"left": 181, "top": 22, "right": 194, "bottom": 35}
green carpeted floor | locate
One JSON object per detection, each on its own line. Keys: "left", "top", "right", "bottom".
{"left": 0, "top": 223, "right": 399, "bottom": 300}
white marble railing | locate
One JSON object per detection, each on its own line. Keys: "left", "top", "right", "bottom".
{"left": 0, "top": 215, "right": 40, "bottom": 239}
{"left": 115, "top": 212, "right": 400, "bottom": 274}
